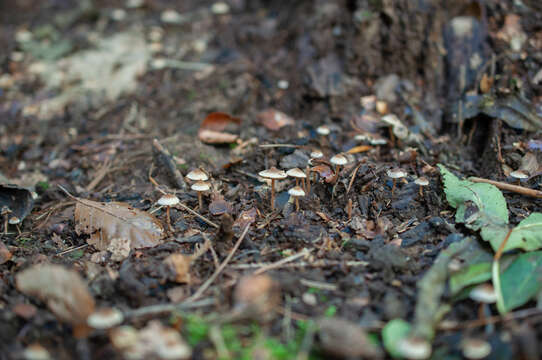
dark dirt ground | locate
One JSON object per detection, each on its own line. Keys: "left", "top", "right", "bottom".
{"left": 2, "top": 0, "right": 542, "bottom": 359}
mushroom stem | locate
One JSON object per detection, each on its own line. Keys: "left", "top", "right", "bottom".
{"left": 335, "top": 165, "right": 341, "bottom": 177}
{"left": 3, "top": 216, "right": 7, "bottom": 235}
{"left": 301, "top": 178, "right": 307, "bottom": 194}
{"left": 271, "top": 179, "right": 276, "bottom": 209}
{"left": 197, "top": 192, "right": 203, "bottom": 210}
{"left": 419, "top": 186, "right": 423, "bottom": 197}
{"left": 305, "top": 167, "right": 311, "bottom": 194}
{"left": 392, "top": 179, "right": 397, "bottom": 195}
{"left": 165, "top": 206, "right": 173, "bottom": 232}
{"left": 295, "top": 197, "right": 299, "bottom": 212}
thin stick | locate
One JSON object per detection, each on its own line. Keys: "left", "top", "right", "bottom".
{"left": 347, "top": 162, "right": 363, "bottom": 194}
{"left": 184, "top": 224, "right": 250, "bottom": 303}
{"left": 254, "top": 248, "right": 311, "bottom": 275}
{"left": 469, "top": 176, "right": 542, "bottom": 199}
{"left": 56, "top": 244, "right": 89, "bottom": 256}
{"left": 86, "top": 158, "right": 112, "bottom": 192}
{"left": 230, "top": 259, "right": 368, "bottom": 270}
{"left": 175, "top": 202, "right": 219, "bottom": 228}
{"left": 259, "top": 144, "right": 300, "bottom": 148}
{"left": 124, "top": 297, "right": 216, "bottom": 319}
{"left": 438, "top": 307, "right": 542, "bottom": 331}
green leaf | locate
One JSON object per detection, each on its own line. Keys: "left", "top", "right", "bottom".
{"left": 503, "top": 213, "right": 542, "bottom": 252}
{"left": 496, "top": 251, "right": 542, "bottom": 312}
{"left": 438, "top": 164, "right": 508, "bottom": 231}
{"left": 382, "top": 319, "right": 411, "bottom": 359}
{"left": 449, "top": 262, "right": 492, "bottom": 296}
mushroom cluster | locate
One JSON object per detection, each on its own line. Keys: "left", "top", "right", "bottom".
{"left": 186, "top": 168, "right": 210, "bottom": 210}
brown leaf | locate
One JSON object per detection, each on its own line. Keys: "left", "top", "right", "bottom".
{"left": 74, "top": 198, "right": 164, "bottom": 251}
{"left": 347, "top": 145, "right": 372, "bottom": 154}
{"left": 164, "top": 254, "right": 192, "bottom": 284}
{"left": 310, "top": 164, "right": 334, "bottom": 182}
{"left": 233, "top": 207, "right": 258, "bottom": 230}
{"left": 198, "top": 112, "right": 241, "bottom": 144}
{"left": 234, "top": 274, "right": 280, "bottom": 321}
{"left": 318, "top": 317, "right": 383, "bottom": 358}
{"left": 257, "top": 109, "right": 295, "bottom": 131}
{"left": 0, "top": 240, "right": 12, "bottom": 264}
{"left": 16, "top": 264, "right": 95, "bottom": 326}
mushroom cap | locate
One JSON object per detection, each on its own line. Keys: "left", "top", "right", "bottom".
{"left": 316, "top": 125, "right": 330, "bottom": 136}
{"left": 414, "top": 177, "right": 429, "bottom": 186}
{"left": 469, "top": 283, "right": 497, "bottom": 304}
{"left": 8, "top": 216, "right": 21, "bottom": 225}
{"left": 87, "top": 307, "right": 124, "bottom": 329}
{"left": 191, "top": 181, "right": 210, "bottom": 192}
{"left": 259, "top": 167, "right": 287, "bottom": 180}
{"left": 186, "top": 168, "right": 209, "bottom": 181}
{"left": 510, "top": 170, "right": 529, "bottom": 179}
{"left": 461, "top": 338, "right": 491, "bottom": 360}
{"left": 370, "top": 137, "right": 388, "bottom": 145}
{"left": 157, "top": 193, "right": 180, "bottom": 206}
{"left": 288, "top": 186, "right": 306, "bottom": 197}
{"left": 330, "top": 154, "right": 348, "bottom": 166}
{"left": 387, "top": 168, "right": 407, "bottom": 179}
{"left": 286, "top": 167, "right": 307, "bottom": 179}
{"left": 310, "top": 149, "right": 324, "bottom": 158}
{"left": 397, "top": 336, "right": 432, "bottom": 360}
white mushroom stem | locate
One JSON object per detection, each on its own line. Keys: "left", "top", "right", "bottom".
{"left": 418, "top": 185, "right": 424, "bottom": 197}
{"left": 166, "top": 206, "right": 172, "bottom": 231}
{"left": 295, "top": 197, "right": 300, "bottom": 211}
{"left": 197, "top": 192, "right": 203, "bottom": 210}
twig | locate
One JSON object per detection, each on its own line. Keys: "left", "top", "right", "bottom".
{"left": 438, "top": 307, "right": 542, "bottom": 330}
{"left": 124, "top": 297, "right": 215, "bottom": 319}
{"left": 183, "top": 224, "right": 250, "bottom": 303}
{"left": 56, "top": 244, "right": 89, "bottom": 256}
{"left": 347, "top": 162, "right": 363, "bottom": 194}
{"left": 253, "top": 248, "right": 311, "bottom": 275}
{"left": 86, "top": 158, "right": 112, "bottom": 191}
{"left": 469, "top": 176, "right": 542, "bottom": 199}
{"left": 230, "top": 259, "right": 368, "bottom": 270}
{"left": 259, "top": 144, "right": 301, "bottom": 148}
{"left": 175, "top": 202, "right": 219, "bottom": 228}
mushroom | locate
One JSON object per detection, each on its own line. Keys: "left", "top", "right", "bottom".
{"left": 286, "top": 167, "right": 307, "bottom": 192}
{"left": 330, "top": 153, "right": 348, "bottom": 177}
{"left": 307, "top": 150, "right": 324, "bottom": 192}
{"left": 387, "top": 168, "right": 407, "bottom": 195}
{"left": 191, "top": 181, "right": 210, "bottom": 210}
{"left": 310, "top": 149, "right": 324, "bottom": 159}
{"left": 288, "top": 186, "right": 305, "bottom": 212}
{"left": 1, "top": 206, "right": 11, "bottom": 235}
{"left": 88, "top": 307, "right": 124, "bottom": 330}
{"left": 316, "top": 125, "right": 330, "bottom": 136}
{"left": 186, "top": 168, "right": 209, "bottom": 182}
{"left": 461, "top": 338, "right": 491, "bottom": 360}
{"left": 414, "top": 177, "right": 429, "bottom": 197}
{"left": 157, "top": 193, "right": 180, "bottom": 232}
{"left": 258, "top": 167, "right": 287, "bottom": 209}
{"left": 510, "top": 169, "right": 528, "bottom": 185}
{"left": 469, "top": 283, "right": 496, "bottom": 304}
{"left": 396, "top": 336, "right": 431, "bottom": 360}
{"left": 8, "top": 216, "right": 21, "bottom": 235}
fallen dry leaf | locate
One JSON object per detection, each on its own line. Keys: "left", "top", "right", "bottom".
{"left": 74, "top": 198, "right": 164, "bottom": 252}
{"left": 233, "top": 207, "right": 258, "bottom": 231}
{"left": 16, "top": 264, "right": 95, "bottom": 326}
{"left": 310, "top": 164, "right": 334, "bottom": 183}
{"left": 318, "top": 317, "right": 383, "bottom": 358}
{"left": 234, "top": 274, "right": 280, "bottom": 321}
{"left": 208, "top": 194, "right": 232, "bottom": 216}
{"left": 0, "top": 240, "right": 12, "bottom": 264}
{"left": 347, "top": 145, "right": 372, "bottom": 154}
{"left": 257, "top": 109, "right": 295, "bottom": 131}
{"left": 198, "top": 112, "right": 241, "bottom": 144}
{"left": 164, "top": 254, "right": 192, "bottom": 283}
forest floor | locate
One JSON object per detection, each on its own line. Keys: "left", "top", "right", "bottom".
{"left": 1, "top": 0, "right": 542, "bottom": 359}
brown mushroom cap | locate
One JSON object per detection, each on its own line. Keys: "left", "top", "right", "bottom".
{"left": 259, "top": 167, "right": 287, "bottom": 180}
{"left": 330, "top": 154, "right": 348, "bottom": 166}
{"left": 387, "top": 168, "right": 407, "bottom": 179}
{"left": 191, "top": 181, "right": 211, "bottom": 192}
{"left": 414, "top": 177, "right": 429, "bottom": 186}
{"left": 288, "top": 186, "right": 306, "bottom": 197}
{"left": 186, "top": 168, "right": 209, "bottom": 182}
{"left": 157, "top": 193, "right": 180, "bottom": 206}
{"left": 286, "top": 168, "right": 307, "bottom": 179}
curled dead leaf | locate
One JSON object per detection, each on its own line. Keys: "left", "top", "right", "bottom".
{"left": 74, "top": 198, "right": 164, "bottom": 252}
{"left": 257, "top": 109, "right": 295, "bottom": 131}
{"left": 310, "top": 164, "right": 334, "bottom": 183}
{"left": 208, "top": 194, "right": 232, "bottom": 216}
{"left": 198, "top": 112, "right": 241, "bottom": 144}
{"left": 233, "top": 207, "right": 258, "bottom": 231}
{"left": 234, "top": 274, "right": 280, "bottom": 321}
{"left": 16, "top": 264, "right": 95, "bottom": 327}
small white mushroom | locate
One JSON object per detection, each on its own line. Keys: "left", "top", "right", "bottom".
{"left": 461, "top": 338, "right": 492, "bottom": 360}
{"left": 286, "top": 167, "right": 307, "bottom": 192}
{"left": 469, "top": 283, "right": 497, "bottom": 304}
{"left": 387, "top": 168, "right": 407, "bottom": 195}
{"left": 396, "top": 336, "right": 431, "bottom": 360}
{"left": 157, "top": 194, "right": 180, "bottom": 232}
{"left": 288, "top": 186, "right": 306, "bottom": 212}
{"left": 414, "top": 177, "right": 429, "bottom": 197}
{"left": 259, "top": 167, "right": 287, "bottom": 209}
{"left": 191, "top": 181, "right": 210, "bottom": 210}
{"left": 316, "top": 125, "right": 330, "bottom": 136}
{"left": 186, "top": 168, "right": 209, "bottom": 182}
{"left": 330, "top": 153, "right": 348, "bottom": 176}
{"left": 510, "top": 169, "right": 528, "bottom": 184}
{"left": 88, "top": 307, "right": 124, "bottom": 330}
